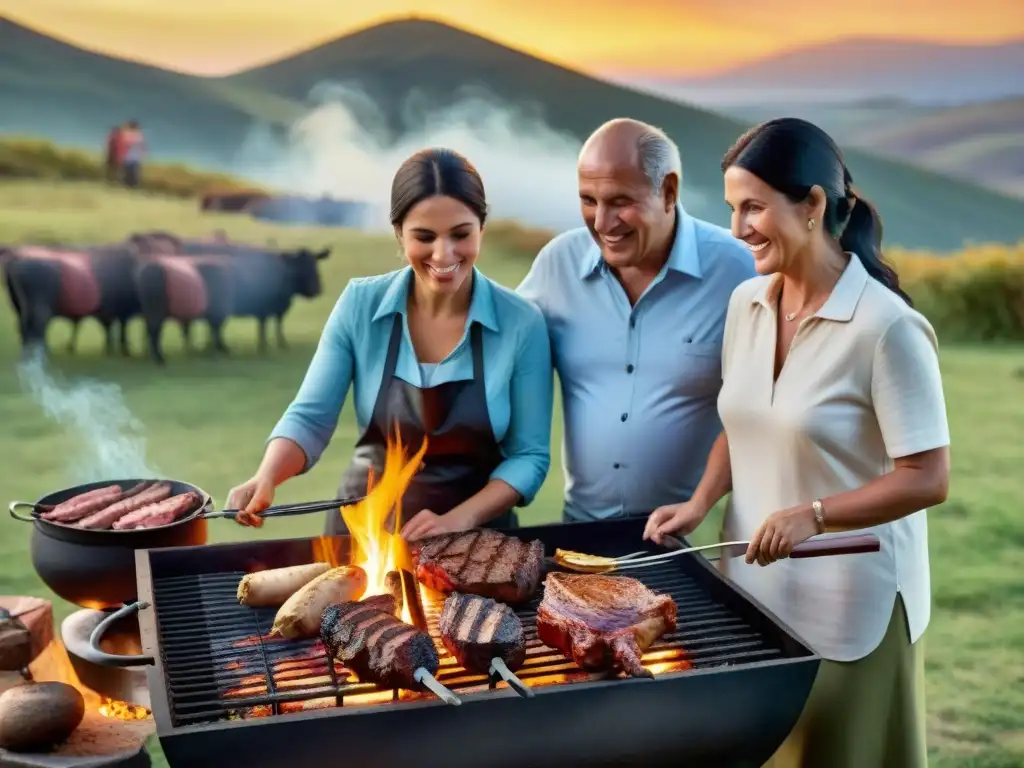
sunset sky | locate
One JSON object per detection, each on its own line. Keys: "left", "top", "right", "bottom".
{"left": 2, "top": 0, "right": 1022, "bottom": 77}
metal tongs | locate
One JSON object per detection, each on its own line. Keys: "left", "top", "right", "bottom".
{"left": 203, "top": 495, "right": 365, "bottom": 523}
{"left": 553, "top": 533, "right": 882, "bottom": 573}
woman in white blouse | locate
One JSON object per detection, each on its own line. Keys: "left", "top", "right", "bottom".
{"left": 644, "top": 117, "right": 950, "bottom": 767}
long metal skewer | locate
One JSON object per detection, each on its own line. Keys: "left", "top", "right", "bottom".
{"left": 489, "top": 657, "right": 534, "bottom": 698}
{"left": 414, "top": 667, "right": 461, "bottom": 706}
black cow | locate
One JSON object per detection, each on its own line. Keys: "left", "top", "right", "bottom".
{"left": 2, "top": 247, "right": 38, "bottom": 349}
{"left": 135, "top": 247, "right": 330, "bottom": 364}
{"left": 1, "top": 244, "right": 141, "bottom": 356}
{"left": 136, "top": 238, "right": 332, "bottom": 351}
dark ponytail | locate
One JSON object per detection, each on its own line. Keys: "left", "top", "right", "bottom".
{"left": 723, "top": 117, "right": 912, "bottom": 306}
{"left": 838, "top": 186, "right": 913, "bottom": 305}
{"left": 390, "top": 148, "right": 488, "bottom": 229}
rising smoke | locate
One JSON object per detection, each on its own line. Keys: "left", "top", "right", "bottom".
{"left": 231, "top": 84, "right": 586, "bottom": 232}
{"left": 16, "top": 349, "right": 160, "bottom": 483}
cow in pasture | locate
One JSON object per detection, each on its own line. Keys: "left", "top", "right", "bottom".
{"left": 199, "top": 190, "right": 270, "bottom": 213}
{"left": 129, "top": 232, "right": 332, "bottom": 352}
{"left": 1, "top": 244, "right": 141, "bottom": 356}
{"left": 135, "top": 246, "right": 330, "bottom": 364}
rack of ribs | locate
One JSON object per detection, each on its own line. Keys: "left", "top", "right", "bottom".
{"left": 320, "top": 594, "right": 461, "bottom": 706}
{"left": 414, "top": 529, "right": 544, "bottom": 604}
{"left": 438, "top": 592, "right": 533, "bottom": 698}
{"left": 536, "top": 572, "right": 678, "bottom": 679}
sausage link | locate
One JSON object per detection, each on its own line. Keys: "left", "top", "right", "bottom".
{"left": 41, "top": 486, "right": 124, "bottom": 523}
{"left": 40, "top": 485, "right": 123, "bottom": 520}
{"left": 113, "top": 492, "right": 202, "bottom": 530}
{"left": 77, "top": 482, "right": 172, "bottom": 529}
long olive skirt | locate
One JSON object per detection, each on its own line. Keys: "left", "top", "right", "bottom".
{"left": 764, "top": 595, "right": 927, "bottom": 768}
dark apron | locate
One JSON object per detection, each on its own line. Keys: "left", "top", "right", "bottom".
{"left": 329, "top": 314, "right": 518, "bottom": 535}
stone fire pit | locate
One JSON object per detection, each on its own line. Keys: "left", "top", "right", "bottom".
{"left": 0, "top": 597, "right": 154, "bottom": 768}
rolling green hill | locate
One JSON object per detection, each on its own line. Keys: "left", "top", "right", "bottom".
{"left": 0, "top": 15, "right": 302, "bottom": 166}
{"left": 857, "top": 99, "right": 1024, "bottom": 199}
{"left": 2, "top": 14, "right": 1024, "bottom": 249}
{"left": 223, "top": 18, "right": 1024, "bottom": 250}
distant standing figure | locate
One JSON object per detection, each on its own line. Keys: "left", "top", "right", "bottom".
{"left": 120, "top": 120, "right": 146, "bottom": 188}
{"left": 104, "top": 124, "right": 125, "bottom": 183}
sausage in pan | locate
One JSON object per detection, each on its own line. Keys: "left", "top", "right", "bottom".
{"left": 112, "top": 491, "right": 202, "bottom": 530}
{"left": 77, "top": 482, "right": 172, "bottom": 530}
{"left": 40, "top": 485, "right": 125, "bottom": 523}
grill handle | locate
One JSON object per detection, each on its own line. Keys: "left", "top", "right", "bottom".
{"left": 83, "top": 601, "right": 156, "bottom": 668}
{"left": 790, "top": 533, "right": 881, "bottom": 558}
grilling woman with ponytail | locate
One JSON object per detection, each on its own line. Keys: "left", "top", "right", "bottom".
{"left": 643, "top": 118, "right": 949, "bottom": 767}
{"left": 227, "top": 148, "right": 553, "bottom": 541}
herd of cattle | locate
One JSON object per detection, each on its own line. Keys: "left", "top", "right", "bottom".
{"left": 0, "top": 231, "right": 331, "bottom": 363}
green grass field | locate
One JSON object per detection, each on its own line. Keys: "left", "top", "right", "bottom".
{"left": 0, "top": 181, "right": 1022, "bottom": 768}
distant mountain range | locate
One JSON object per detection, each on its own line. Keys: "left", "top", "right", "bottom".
{"left": 1, "top": 14, "right": 1023, "bottom": 250}
{"left": 722, "top": 97, "right": 1024, "bottom": 199}
{"left": 637, "top": 38, "right": 1024, "bottom": 106}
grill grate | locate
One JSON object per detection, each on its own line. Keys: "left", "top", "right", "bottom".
{"left": 153, "top": 560, "right": 788, "bottom": 728}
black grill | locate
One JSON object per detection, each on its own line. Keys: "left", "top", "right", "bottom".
{"left": 136, "top": 518, "right": 820, "bottom": 768}
{"left": 151, "top": 561, "right": 788, "bottom": 725}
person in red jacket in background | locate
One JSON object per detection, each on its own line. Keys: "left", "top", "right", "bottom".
{"left": 105, "top": 124, "right": 126, "bottom": 183}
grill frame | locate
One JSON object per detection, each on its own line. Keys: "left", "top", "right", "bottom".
{"left": 137, "top": 517, "right": 821, "bottom": 768}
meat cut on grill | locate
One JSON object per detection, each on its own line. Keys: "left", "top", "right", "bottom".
{"left": 536, "top": 572, "right": 678, "bottom": 679}
{"left": 111, "top": 491, "right": 202, "bottom": 530}
{"left": 77, "top": 482, "right": 172, "bottom": 529}
{"left": 415, "top": 529, "right": 544, "bottom": 604}
{"left": 320, "top": 594, "right": 440, "bottom": 693}
{"left": 438, "top": 592, "right": 526, "bottom": 675}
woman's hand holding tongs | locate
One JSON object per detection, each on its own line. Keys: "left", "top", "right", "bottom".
{"left": 225, "top": 475, "right": 276, "bottom": 527}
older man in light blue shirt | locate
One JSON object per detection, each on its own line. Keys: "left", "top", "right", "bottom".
{"left": 518, "top": 118, "right": 755, "bottom": 522}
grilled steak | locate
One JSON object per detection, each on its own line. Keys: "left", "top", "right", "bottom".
{"left": 41, "top": 485, "right": 124, "bottom": 523}
{"left": 536, "top": 572, "right": 677, "bottom": 679}
{"left": 439, "top": 592, "right": 526, "bottom": 674}
{"left": 112, "top": 491, "right": 202, "bottom": 530}
{"left": 320, "top": 594, "right": 438, "bottom": 691}
{"left": 415, "top": 529, "right": 544, "bottom": 604}
{"left": 77, "top": 482, "right": 171, "bottom": 529}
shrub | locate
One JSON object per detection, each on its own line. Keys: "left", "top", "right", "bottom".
{"left": 890, "top": 243, "right": 1024, "bottom": 342}
{"left": 0, "top": 137, "right": 260, "bottom": 198}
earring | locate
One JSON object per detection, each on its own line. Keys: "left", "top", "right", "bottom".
{"left": 807, "top": 219, "right": 815, "bottom": 230}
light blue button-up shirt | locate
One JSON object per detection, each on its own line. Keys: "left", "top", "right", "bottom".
{"left": 517, "top": 205, "right": 756, "bottom": 520}
{"left": 269, "top": 266, "right": 553, "bottom": 505}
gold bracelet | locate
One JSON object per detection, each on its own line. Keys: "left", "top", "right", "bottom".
{"left": 812, "top": 499, "right": 826, "bottom": 534}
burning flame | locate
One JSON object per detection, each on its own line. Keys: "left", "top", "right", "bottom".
{"left": 316, "top": 431, "right": 428, "bottom": 625}
{"left": 99, "top": 698, "right": 151, "bottom": 720}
